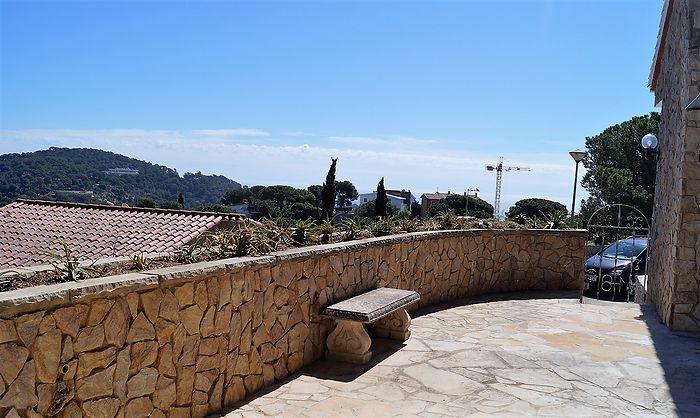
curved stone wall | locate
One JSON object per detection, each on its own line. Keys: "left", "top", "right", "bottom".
{"left": 0, "top": 229, "right": 585, "bottom": 418}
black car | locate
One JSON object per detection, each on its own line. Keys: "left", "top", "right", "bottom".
{"left": 584, "top": 237, "right": 648, "bottom": 298}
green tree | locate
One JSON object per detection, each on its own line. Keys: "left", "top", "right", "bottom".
{"left": 259, "top": 185, "right": 315, "bottom": 207}
{"left": 427, "top": 195, "right": 494, "bottom": 219}
{"left": 335, "top": 180, "right": 359, "bottom": 208}
{"left": 282, "top": 202, "right": 320, "bottom": 220}
{"left": 221, "top": 186, "right": 265, "bottom": 205}
{"left": 137, "top": 198, "right": 156, "bottom": 208}
{"left": 307, "top": 185, "right": 323, "bottom": 207}
{"left": 580, "top": 112, "right": 659, "bottom": 221}
{"left": 321, "top": 158, "right": 337, "bottom": 221}
{"left": 506, "top": 198, "right": 567, "bottom": 220}
{"left": 250, "top": 199, "right": 281, "bottom": 220}
{"left": 194, "top": 203, "right": 233, "bottom": 213}
{"left": 355, "top": 200, "right": 400, "bottom": 218}
{"left": 178, "top": 193, "right": 185, "bottom": 208}
{"left": 159, "top": 201, "right": 182, "bottom": 210}
{"left": 374, "top": 178, "right": 388, "bottom": 217}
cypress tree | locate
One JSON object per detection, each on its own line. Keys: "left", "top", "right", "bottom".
{"left": 177, "top": 193, "right": 185, "bottom": 209}
{"left": 320, "top": 158, "right": 337, "bottom": 221}
{"left": 374, "top": 177, "right": 388, "bottom": 218}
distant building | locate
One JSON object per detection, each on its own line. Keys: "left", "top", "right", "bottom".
{"left": 54, "top": 190, "right": 94, "bottom": 196}
{"left": 358, "top": 192, "right": 410, "bottom": 212}
{"left": 419, "top": 191, "right": 480, "bottom": 217}
{"left": 386, "top": 189, "right": 417, "bottom": 212}
{"left": 104, "top": 167, "right": 139, "bottom": 175}
{"left": 232, "top": 203, "right": 251, "bottom": 216}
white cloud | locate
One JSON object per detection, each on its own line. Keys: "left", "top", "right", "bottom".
{"left": 327, "top": 135, "right": 438, "bottom": 147}
{"left": 192, "top": 129, "right": 270, "bottom": 137}
{"left": 282, "top": 131, "right": 313, "bottom": 137}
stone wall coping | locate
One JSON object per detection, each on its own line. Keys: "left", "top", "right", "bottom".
{"left": 0, "top": 229, "right": 586, "bottom": 317}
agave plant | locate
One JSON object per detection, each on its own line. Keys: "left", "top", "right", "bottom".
{"left": 42, "top": 240, "right": 96, "bottom": 282}
{"left": 339, "top": 219, "right": 364, "bottom": 241}
{"left": 397, "top": 218, "right": 419, "bottom": 233}
{"left": 0, "top": 270, "right": 23, "bottom": 291}
{"left": 420, "top": 218, "right": 440, "bottom": 231}
{"left": 129, "top": 253, "right": 151, "bottom": 271}
{"left": 437, "top": 210, "right": 459, "bottom": 230}
{"left": 203, "top": 230, "right": 237, "bottom": 257}
{"left": 369, "top": 217, "right": 397, "bottom": 237}
{"left": 258, "top": 218, "right": 291, "bottom": 249}
{"left": 542, "top": 210, "right": 570, "bottom": 229}
{"left": 172, "top": 235, "right": 209, "bottom": 264}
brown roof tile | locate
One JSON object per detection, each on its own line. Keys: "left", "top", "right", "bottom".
{"left": 0, "top": 199, "right": 248, "bottom": 269}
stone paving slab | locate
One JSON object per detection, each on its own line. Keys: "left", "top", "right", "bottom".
{"left": 217, "top": 291, "right": 700, "bottom": 417}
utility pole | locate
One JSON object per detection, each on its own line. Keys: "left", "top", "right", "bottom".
{"left": 486, "top": 157, "right": 530, "bottom": 220}
{"left": 464, "top": 188, "right": 479, "bottom": 216}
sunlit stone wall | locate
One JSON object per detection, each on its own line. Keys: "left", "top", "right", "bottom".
{"left": 0, "top": 229, "right": 585, "bottom": 417}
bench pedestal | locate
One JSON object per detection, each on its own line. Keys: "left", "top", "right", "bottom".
{"left": 325, "top": 320, "right": 372, "bottom": 364}
{"left": 322, "top": 288, "right": 420, "bottom": 364}
{"left": 373, "top": 308, "right": 411, "bottom": 341}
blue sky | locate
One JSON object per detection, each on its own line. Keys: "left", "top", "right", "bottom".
{"left": 1, "top": 0, "right": 662, "bottom": 215}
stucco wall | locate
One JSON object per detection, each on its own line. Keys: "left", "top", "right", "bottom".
{"left": 650, "top": 0, "right": 700, "bottom": 331}
{"left": 0, "top": 229, "right": 585, "bottom": 418}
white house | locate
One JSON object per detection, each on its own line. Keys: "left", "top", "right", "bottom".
{"left": 358, "top": 192, "right": 410, "bottom": 211}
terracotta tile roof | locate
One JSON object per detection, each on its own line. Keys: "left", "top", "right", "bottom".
{"left": 0, "top": 199, "right": 246, "bottom": 269}
{"left": 420, "top": 192, "right": 451, "bottom": 200}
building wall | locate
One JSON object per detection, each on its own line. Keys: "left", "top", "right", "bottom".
{"left": 650, "top": 0, "right": 700, "bottom": 331}
{"left": 0, "top": 229, "right": 585, "bottom": 418}
{"left": 357, "top": 192, "right": 407, "bottom": 211}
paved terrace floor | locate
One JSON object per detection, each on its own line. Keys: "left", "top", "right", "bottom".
{"left": 220, "top": 291, "right": 700, "bottom": 417}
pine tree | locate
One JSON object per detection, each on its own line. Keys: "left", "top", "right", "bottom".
{"left": 374, "top": 177, "right": 388, "bottom": 218}
{"left": 320, "top": 158, "right": 337, "bottom": 221}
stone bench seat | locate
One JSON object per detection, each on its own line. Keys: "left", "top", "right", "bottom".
{"left": 321, "top": 288, "right": 420, "bottom": 364}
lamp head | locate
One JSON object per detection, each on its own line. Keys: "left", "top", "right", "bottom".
{"left": 641, "top": 134, "right": 658, "bottom": 150}
{"left": 569, "top": 149, "right": 586, "bottom": 163}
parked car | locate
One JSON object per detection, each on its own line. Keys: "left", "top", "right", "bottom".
{"left": 584, "top": 237, "right": 648, "bottom": 298}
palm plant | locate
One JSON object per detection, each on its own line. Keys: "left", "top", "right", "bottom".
{"left": 316, "top": 220, "right": 335, "bottom": 244}
{"left": 290, "top": 219, "right": 317, "bottom": 245}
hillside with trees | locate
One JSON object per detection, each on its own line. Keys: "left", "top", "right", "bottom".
{"left": 0, "top": 147, "right": 242, "bottom": 207}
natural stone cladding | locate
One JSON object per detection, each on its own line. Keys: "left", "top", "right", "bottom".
{"left": 649, "top": 0, "right": 700, "bottom": 331}
{"left": 0, "top": 229, "right": 585, "bottom": 417}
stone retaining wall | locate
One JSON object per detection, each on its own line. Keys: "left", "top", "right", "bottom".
{"left": 0, "top": 229, "right": 585, "bottom": 418}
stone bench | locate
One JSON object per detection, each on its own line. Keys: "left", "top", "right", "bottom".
{"left": 321, "top": 287, "right": 420, "bottom": 364}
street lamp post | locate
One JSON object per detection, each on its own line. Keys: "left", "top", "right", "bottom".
{"left": 569, "top": 150, "right": 586, "bottom": 224}
{"left": 465, "top": 188, "right": 480, "bottom": 216}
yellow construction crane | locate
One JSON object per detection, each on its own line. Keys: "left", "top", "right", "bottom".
{"left": 486, "top": 157, "right": 531, "bottom": 220}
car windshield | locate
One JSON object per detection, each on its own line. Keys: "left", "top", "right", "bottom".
{"left": 601, "top": 240, "right": 647, "bottom": 260}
